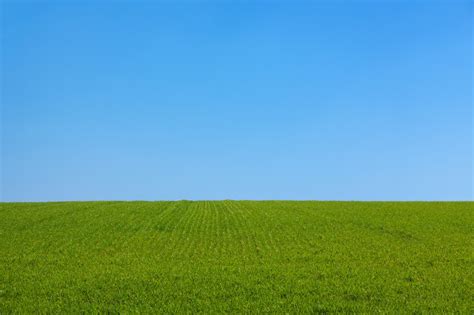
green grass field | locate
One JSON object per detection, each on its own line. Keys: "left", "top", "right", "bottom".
{"left": 0, "top": 201, "right": 472, "bottom": 313}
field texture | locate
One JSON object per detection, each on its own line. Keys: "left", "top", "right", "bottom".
{"left": 0, "top": 201, "right": 472, "bottom": 313}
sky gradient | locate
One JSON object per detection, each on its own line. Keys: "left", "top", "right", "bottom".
{"left": 1, "top": 1, "right": 473, "bottom": 201}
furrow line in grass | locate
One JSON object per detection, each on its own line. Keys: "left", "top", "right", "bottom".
{"left": 199, "top": 201, "right": 215, "bottom": 260}
{"left": 208, "top": 201, "right": 225, "bottom": 260}
{"left": 246, "top": 201, "right": 303, "bottom": 261}
{"left": 226, "top": 201, "right": 245, "bottom": 262}
{"left": 142, "top": 201, "right": 183, "bottom": 259}
{"left": 158, "top": 201, "right": 192, "bottom": 262}
{"left": 66, "top": 202, "right": 157, "bottom": 259}
{"left": 223, "top": 200, "right": 258, "bottom": 264}
{"left": 208, "top": 201, "right": 218, "bottom": 257}
{"left": 198, "top": 201, "right": 214, "bottom": 260}
{"left": 221, "top": 200, "right": 248, "bottom": 262}
{"left": 219, "top": 201, "right": 240, "bottom": 260}
{"left": 210, "top": 201, "right": 220, "bottom": 258}
{"left": 238, "top": 201, "right": 269, "bottom": 261}
{"left": 277, "top": 202, "right": 316, "bottom": 246}
{"left": 189, "top": 201, "right": 208, "bottom": 259}
{"left": 153, "top": 201, "right": 184, "bottom": 232}
{"left": 215, "top": 201, "right": 232, "bottom": 259}
{"left": 194, "top": 201, "right": 208, "bottom": 258}
{"left": 213, "top": 201, "right": 230, "bottom": 259}
{"left": 158, "top": 201, "right": 184, "bottom": 262}
{"left": 118, "top": 201, "right": 175, "bottom": 255}
{"left": 215, "top": 201, "right": 232, "bottom": 261}
{"left": 244, "top": 201, "right": 282, "bottom": 256}
{"left": 147, "top": 201, "right": 184, "bottom": 254}
{"left": 165, "top": 201, "right": 197, "bottom": 267}
{"left": 173, "top": 201, "right": 203, "bottom": 266}
{"left": 200, "top": 201, "right": 212, "bottom": 258}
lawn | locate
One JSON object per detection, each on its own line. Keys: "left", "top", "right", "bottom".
{"left": 0, "top": 201, "right": 472, "bottom": 313}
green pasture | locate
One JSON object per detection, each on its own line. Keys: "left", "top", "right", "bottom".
{"left": 0, "top": 201, "right": 472, "bottom": 313}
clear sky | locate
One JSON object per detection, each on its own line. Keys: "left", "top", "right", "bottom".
{"left": 1, "top": 0, "right": 472, "bottom": 201}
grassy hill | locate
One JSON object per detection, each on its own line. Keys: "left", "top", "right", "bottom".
{"left": 0, "top": 201, "right": 472, "bottom": 313}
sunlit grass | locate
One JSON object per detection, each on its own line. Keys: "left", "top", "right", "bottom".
{"left": 0, "top": 201, "right": 472, "bottom": 313}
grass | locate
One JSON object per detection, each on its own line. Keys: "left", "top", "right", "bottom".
{"left": 0, "top": 201, "right": 472, "bottom": 313}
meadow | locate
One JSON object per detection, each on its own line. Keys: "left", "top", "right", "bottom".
{"left": 0, "top": 201, "right": 472, "bottom": 313}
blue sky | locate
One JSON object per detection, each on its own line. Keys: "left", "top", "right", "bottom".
{"left": 1, "top": 1, "right": 472, "bottom": 201}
